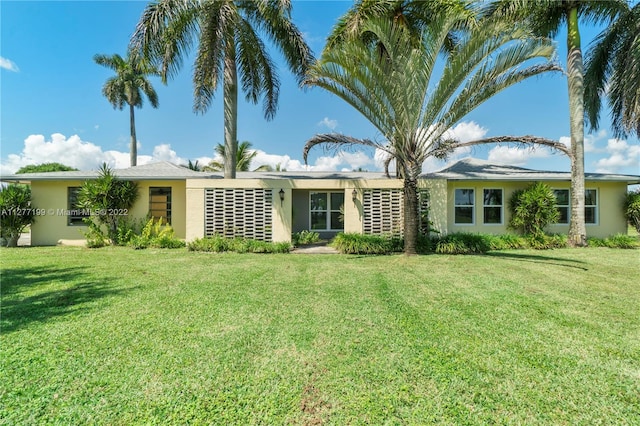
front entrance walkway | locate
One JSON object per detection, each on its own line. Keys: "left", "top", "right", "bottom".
{"left": 291, "top": 242, "right": 339, "bottom": 254}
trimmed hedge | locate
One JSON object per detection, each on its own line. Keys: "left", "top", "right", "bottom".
{"left": 188, "top": 236, "right": 292, "bottom": 253}
{"left": 329, "top": 231, "right": 639, "bottom": 255}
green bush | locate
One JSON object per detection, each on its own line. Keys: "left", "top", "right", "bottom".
{"left": 187, "top": 236, "right": 291, "bottom": 253}
{"left": 588, "top": 234, "right": 639, "bottom": 249}
{"left": 330, "top": 233, "right": 401, "bottom": 254}
{"left": 509, "top": 182, "right": 560, "bottom": 237}
{"left": 292, "top": 230, "right": 320, "bottom": 246}
{"left": 525, "top": 233, "right": 567, "bottom": 249}
{"left": 624, "top": 189, "right": 640, "bottom": 234}
{"left": 128, "top": 218, "right": 184, "bottom": 249}
{"left": 431, "top": 233, "right": 493, "bottom": 255}
{"left": 0, "top": 184, "right": 36, "bottom": 247}
{"left": 78, "top": 164, "right": 139, "bottom": 244}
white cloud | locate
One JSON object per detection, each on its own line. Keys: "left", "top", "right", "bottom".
{"left": 252, "top": 149, "right": 376, "bottom": 172}
{"left": 487, "top": 145, "right": 552, "bottom": 166}
{"left": 0, "top": 133, "right": 189, "bottom": 174}
{"left": 594, "top": 138, "right": 640, "bottom": 173}
{"left": 560, "top": 130, "right": 607, "bottom": 153}
{"left": 444, "top": 121, "right": 488, "bottom": 143}
{"left": 0, "top": 57, "right": 19, "bottom": 72}
{"left": 317, "top": 117, "right": 338, "bottom": 130}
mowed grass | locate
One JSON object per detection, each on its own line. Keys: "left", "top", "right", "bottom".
{"left": 1, "top": 247, "right": 639, "bottom": 424}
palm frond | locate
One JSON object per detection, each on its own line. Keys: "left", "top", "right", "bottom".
{"left": 303, "top": 133, "right": 388, "bottom": 165}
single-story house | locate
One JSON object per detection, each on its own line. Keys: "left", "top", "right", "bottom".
{"left": 2, "top": 158, "right": 638, "bottom": 246}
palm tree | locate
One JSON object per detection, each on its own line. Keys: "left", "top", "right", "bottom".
{"left": 483, "top": 0, "right": 626, "bottom": 246}
{"left": 585, "top": 2, "right": 638, "bottom": 139}
{"left": 94, "top": 52, "right": 159, "bottom": 167}
{"left": 204, "top": 141, "right": 270, "bottom": 172}
{"left": 183, "top": 159, "right": 202, "bottom": 171}
{"left": 327, "top": 0, "right": 477, "bottom": 51}
{"left": 130, "top": 0, "right": 313, "bottom": 179}
{"left": 303, "top": 15, "right": 560, "bottom": 255}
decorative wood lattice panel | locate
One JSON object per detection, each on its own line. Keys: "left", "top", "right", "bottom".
{"left": 362, "top": 189, "right": 431, "bottom": 236}
{"left": 204, "top": 189, "right": 273, "bottom": 241}
{"left": 363, "top": 189, "right": 404, "bottom": 235}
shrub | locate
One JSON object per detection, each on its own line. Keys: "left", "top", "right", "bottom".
{"left": 0, "top": 184, "right": 36, "bottom": 247}
{"left": 431, "top": 233, "right": 493, "bottom": 255}
{"left": 624, "top": 189, "right": 640, "bottom": 234}
{"left": 128, "top": 217, "right": 184, "bottom": 249}
{"left": 509, "top": 182, "right": 559, "bottom": 237}
{"left": 525, "top": 233, "right": 567, "bottom": 250}
{"left": 487, "top": 233, "right": 530, "bottom": 250}
{"left": 292, "top": 230, "right": 320, "bottom": 246}
{"left": 187, "top": 236, "right": 291, "bottom": 253}
{"left": 330, "top": 233, "right": 400, "bottom": 254}
{"left": 588, "top": 234, "right": 639, "bottom": 249}
{"left": 78, "top": 163, "right": 139, "bottom": 244}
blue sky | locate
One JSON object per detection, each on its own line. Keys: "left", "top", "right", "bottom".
{"left": 1, "top": 0, "right": 638, "bottom": 176}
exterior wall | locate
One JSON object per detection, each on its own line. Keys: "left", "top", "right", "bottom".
{"left": 186, "top": 177, "right": 447, "bottom": 242}
{"left": 29, "top": 180, "right": 186, "bottom": 246}
{"left": 546, "top": 181, "right": 629, "bottom": 238}
{"left": 446, "top": 180, "right": 630, "bottom": 238}
{"left": 30, "top": 181, "right": 88, "bottom": 246}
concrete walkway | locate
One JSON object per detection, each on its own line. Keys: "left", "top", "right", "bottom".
{"left": 291, "top": 242, "right": 339, "bottom": 254}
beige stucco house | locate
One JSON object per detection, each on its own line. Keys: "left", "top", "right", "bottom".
{"left": 2, "top": 158, "right": 638, "bottom": 246}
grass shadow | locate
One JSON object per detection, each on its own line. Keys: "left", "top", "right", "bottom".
{"left": 1, "top": 266, "right": 132, "bottom": 333}
{"left": 485, "top": 251, "right": 589, "bottom": 271}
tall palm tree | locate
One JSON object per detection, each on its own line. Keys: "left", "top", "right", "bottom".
{"left": 204, "top": 141, "right": 270, "bottom": 172}
{"left": 484, "top": 0, "right": 626, "bottom": 247}
{"left": 303, "top": 15, "right": 560, "bottom": 255}
{"left": 94, "top": 52, "right": 159, "bottom": 167}
{"left": 130, "top": 0, "right": 313, "bottom": 179}
{"left": 585, "top": 2, "right": 638, "bottom": 139}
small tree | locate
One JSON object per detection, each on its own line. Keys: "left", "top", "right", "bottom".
{"left": 16, "top": 163, "right": 78, "bottom": 174}
{"left": 624, "top": 189, "right": 640, "bottom": 234}
{"left": 77, "top": 163, "right": 139, "bottom": 244}
{"left": 0, "top": 184, "right": 35, "bottom": 247}
{"left": 509, "top": 182, "right": 560, "bottom": 237}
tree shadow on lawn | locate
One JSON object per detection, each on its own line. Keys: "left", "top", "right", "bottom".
{"left": 485, "top": 252, "right": 589, "bottom": 271}
{"left": 1, "top": 266, "right": 133, "bottom": 334}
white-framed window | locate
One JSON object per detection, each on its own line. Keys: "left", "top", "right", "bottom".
{"left": 553, "top": 189, "right": 570, "bottom": 224}
{"left": 483, "top": 188, "right": 503, "bottom": 224}
{"left": 585, "top": 189, "right": 597, "bottom": 224}
{"left": 310, "top": 191, "right": 344, "bottom": 231}
{"left": 67, "top": 187, "right": 89, "bottom": 226}
{"left": 553, "top": 188, "right": 597, "bottom": 224}
{"left": 454, "top": 188, "right": 474, "bottom": 224}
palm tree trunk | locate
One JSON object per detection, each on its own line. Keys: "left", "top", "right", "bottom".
{"left": 402, "top": 161, "right": 420, "bottom": 255}
{"left": 223, "top": 40, "right": 238, "bottom": 179}
{"left": 129, "top": 103, "right": 137, "bottom": 167}
{"left": 566, "top": 6, "right": 587, "bottom": 247}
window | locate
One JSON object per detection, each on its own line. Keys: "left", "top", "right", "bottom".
{"left": 454, "top": 189, "right": 474, "bottom": 224}
{"left": 553, "top": 189, "right": 570, "bottom": 224}
{"left": 483, "top": 189, "right": 503, "bottom": 224}
{"left": 585, "top": 189, "right": 597, "bottom": 224}
{"left": 149, "top": 187, "right": 171, "bottom": 224}
{"left": 310, "top": 192, "right": 344, "bottom": 231}
{"left": 67, "top": 187, "right": 89, "bottom": 226}
{"left": 553, "top": 189, "right": 597, "bottom": 224}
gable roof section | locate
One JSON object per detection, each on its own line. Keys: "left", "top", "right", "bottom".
{"left": 425, "top": 158, "right": 640, "bottom": 184}
{"left": 0, "top": 161, "right": 219, "bottom": 182}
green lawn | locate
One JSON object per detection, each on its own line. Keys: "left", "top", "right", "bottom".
{"left": 1, "top": 247, "right": 639, "bottom": 424}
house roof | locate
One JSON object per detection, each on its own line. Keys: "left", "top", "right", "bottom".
{"left": 1, "top": 158, "right": 638, "bottom": 184}
{"left": 425, "top": 158, "right": 640, "bottom": 184}
{"left": 0, "top": 161, "right": 218, "bottom": 182}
